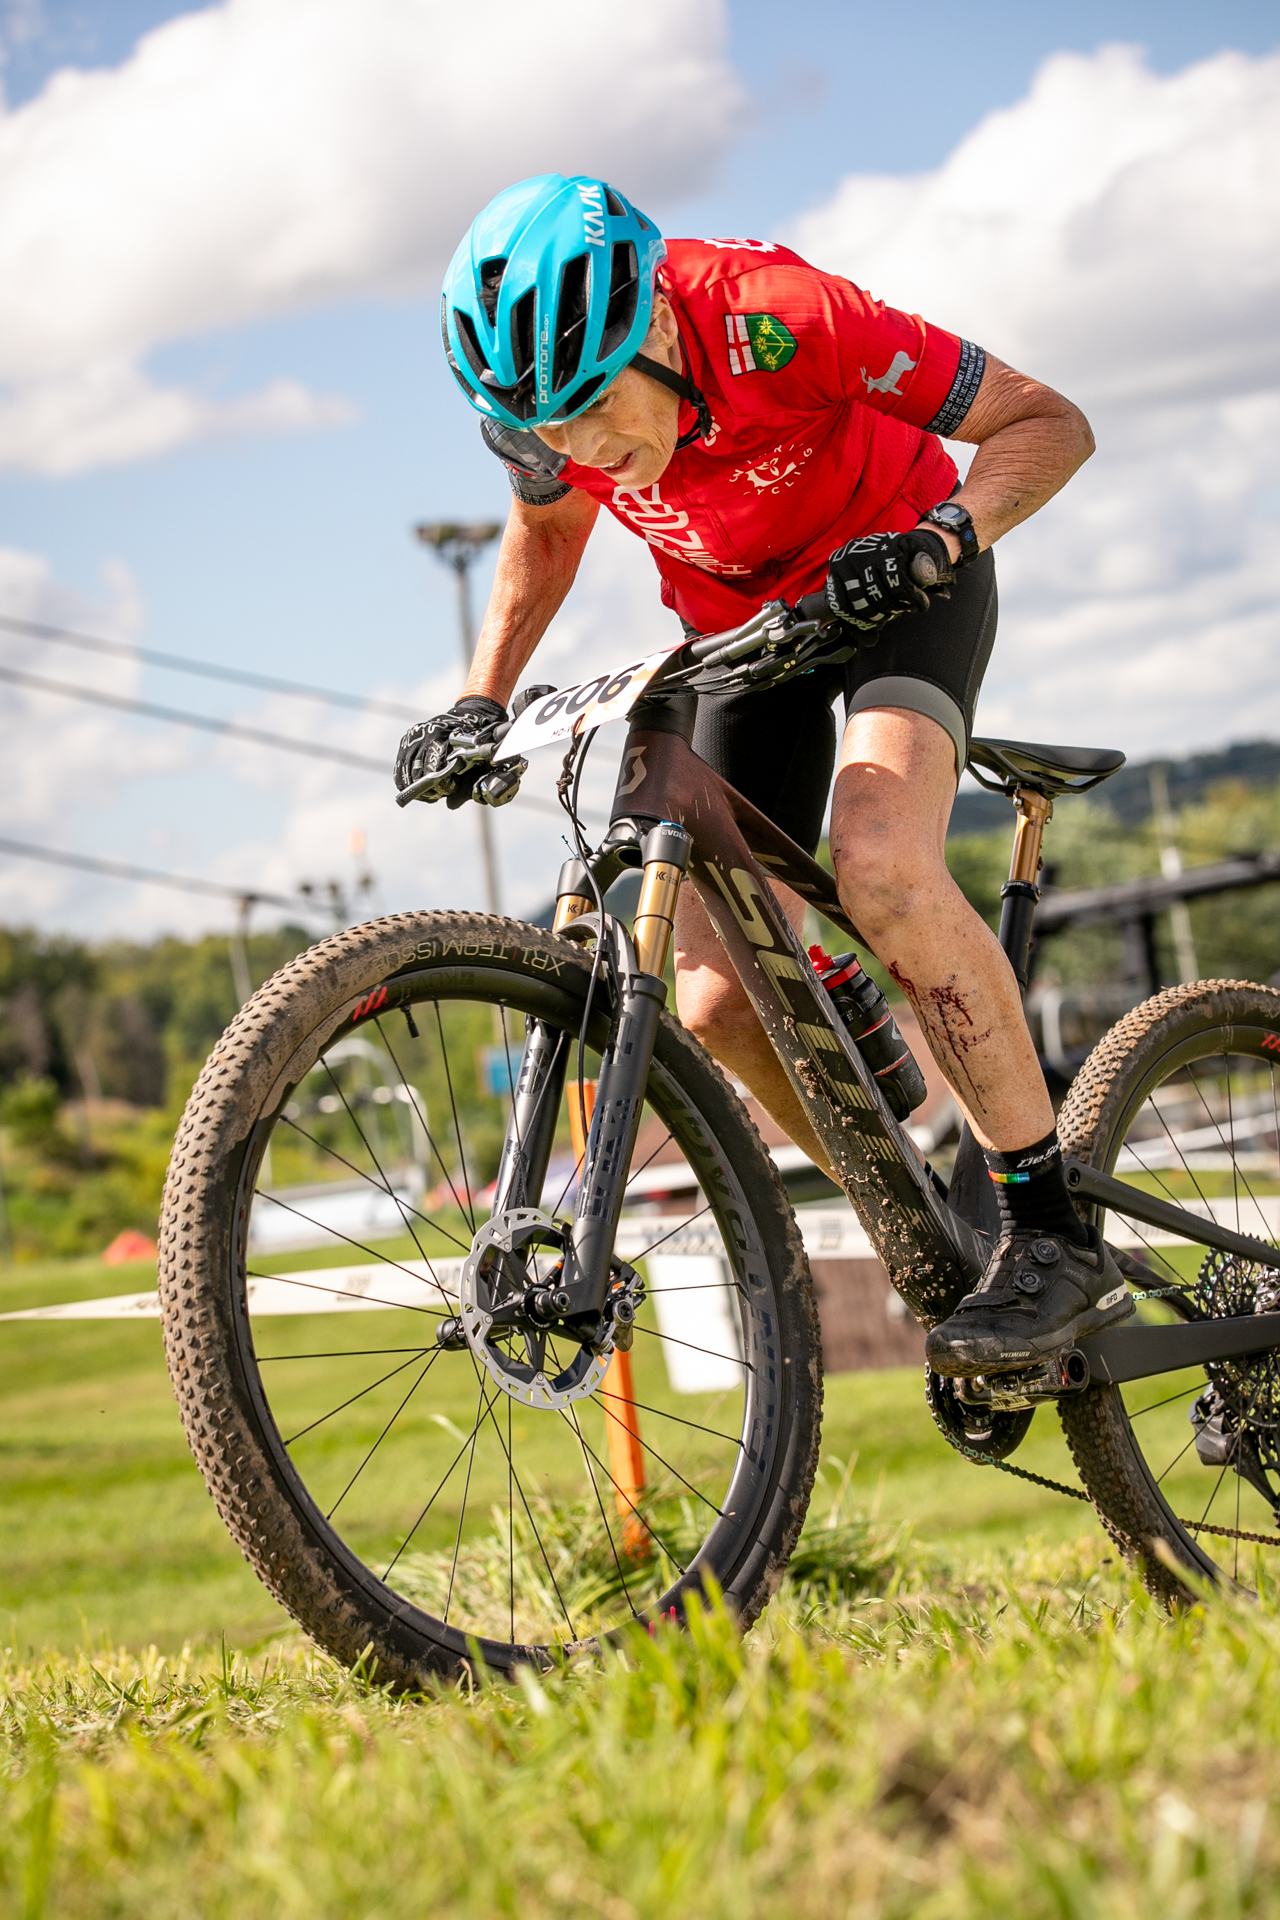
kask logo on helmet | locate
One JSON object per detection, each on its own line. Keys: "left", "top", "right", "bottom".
{"left": 576, "top": 181, "right": 606, "bottom": 247}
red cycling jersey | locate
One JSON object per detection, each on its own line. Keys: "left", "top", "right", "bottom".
{"left": 551, "top": 239, "right": 983, "bottom": 633}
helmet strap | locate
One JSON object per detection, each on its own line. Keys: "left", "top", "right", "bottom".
{"left": 629, "top": 352, "right": 712, "bottom": 449}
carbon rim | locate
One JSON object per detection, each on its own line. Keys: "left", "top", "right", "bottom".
{"left": 225, "top": 963, "right": 790, "bottom": 1665}
{"left": 1087, "top": 1019, "right": 1280, "bottom": 1584}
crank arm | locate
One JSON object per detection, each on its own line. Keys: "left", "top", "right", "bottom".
{"left": 1079, "top": 1310, "right": 1280, "bottom": 1386}
{"left": 1065, "top": 1159, "right": 1280, "bottom": 1268}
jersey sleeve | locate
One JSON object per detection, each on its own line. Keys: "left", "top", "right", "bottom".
{"left": 820, "top": 274, "right": 985, "bottom": 433}
{"left": 708, "top": 249, "right": 986, "bottom": 436}
{"left": 479, "top": 418, "right": 573, "bottom": 506}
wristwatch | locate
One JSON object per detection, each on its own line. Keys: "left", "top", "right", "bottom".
{"left": 920, "top": 500, "right": 981, "bottom": 567}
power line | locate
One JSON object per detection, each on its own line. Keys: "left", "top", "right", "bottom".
{"left": 0, "top": 659, "right": 585, "bottom": 820}
{"left": 0, "top": 835, "right": 316, "bottom": 911}
{"left": 0, "top": 660, "right": 389, "bottom": 772}
{"left": 0, "top": 611, "right": 424, "bottom": 721}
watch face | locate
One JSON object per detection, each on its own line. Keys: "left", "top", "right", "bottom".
{"left": 934, "top": 505, "right": 966, "bottom": 527}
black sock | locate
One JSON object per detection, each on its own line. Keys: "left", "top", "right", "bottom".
{"left": 983, "top": 1129, "right": 1090, "bottom": 1246}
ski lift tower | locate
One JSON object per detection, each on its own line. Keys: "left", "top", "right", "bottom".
{"left": 414, "top": 519, "right": 503, "bottom": 915}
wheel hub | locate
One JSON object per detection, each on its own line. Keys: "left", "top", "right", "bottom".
{"left": 456, "top": 1209, "right": 641, "bottom": 1409}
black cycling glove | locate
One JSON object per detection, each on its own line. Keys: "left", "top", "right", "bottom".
{"left": 394, "top": 695, "right": 507, "bottom": 807}
{"left": 824, "top": 528, "right": 953, "bottom": 635}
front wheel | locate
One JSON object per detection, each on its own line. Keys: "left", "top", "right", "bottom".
{"left": 1057, "top": 980, "right": 1280, "bottom": 1600}
{"left": 159, "top": 912, "right": 822, "bottom": 1683}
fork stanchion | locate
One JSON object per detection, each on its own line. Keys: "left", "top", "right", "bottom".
{"left": 553, "top": 857, "right": 594, "bottom": 932}
{"left": 632, "top": 822, "right": 693, "bottom": 977}
{"left": 568, "top": 1077, "right": 649, "bottom": 1556}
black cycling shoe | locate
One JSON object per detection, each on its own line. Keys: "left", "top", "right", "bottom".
{"left": 925, "top": 1226, "right": 1134, "bottom": 1378}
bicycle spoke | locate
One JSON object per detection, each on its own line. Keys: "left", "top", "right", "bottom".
{"left": 381, "top": 1386, "right": 502, "bottom": 1583}
{"left": 632, "top": 1318, "right": 752, "bottom": 1374}
{"left": 246, "top": 1266, "right": 450, "bottom": 1318}
{"left": 1126, "top": 1383, "right": 1199, "bottom": 1421}
{"left": 434, "top": 1001, "right": 476, "bottom": 1231}
{"left": 443, "top": 1372, "right": 489, "bottom": 1624}
{"left": 321, "top": 1059, "right": 437, "bottom": 1271}
{"left": 285, "top": 1348, "right": 434, "bottom": 1448}
{"left": 565, "top": 1399, "right": 640, "bottom": 1621}
{"left": 258, "top": 1346, "right": 437, "bottom": 1362}
{"left": 560, "top": 1413, "right": 691, "bottom": 1575}
{"left": 277, "top": 1112, "right": 472, "bottom": 1256}
{"left": 596, "top": 1393, "right": 726, "bottom": 1517}
{"left": 325, "top": 1347, "right": 445, "bottom": 1519}
{"left": 598, "top": 1388, "right": 742, "bottom": 1447}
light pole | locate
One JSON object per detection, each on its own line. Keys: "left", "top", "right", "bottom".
{"left": 414, "top": 520, "right": 503, "bottom": 915}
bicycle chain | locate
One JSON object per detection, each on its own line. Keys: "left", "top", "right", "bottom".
{"left": 953, "top": 1436, "right": 1280, "bottom": 1545}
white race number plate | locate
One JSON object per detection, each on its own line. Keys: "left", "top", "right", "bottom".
{"left": 501, "top": 638, "right": 686, "bottom": 760}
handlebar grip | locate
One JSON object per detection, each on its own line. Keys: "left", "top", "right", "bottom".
{"left": 910, "top": 551, "right": 942, "bottom": 589}
{"left": 796, "top": 588, "right": 831, "bottom": 624}
{"left": 395, "top": 772, "right": 438, "bottom": 807}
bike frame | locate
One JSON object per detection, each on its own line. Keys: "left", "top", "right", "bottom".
{"left": 485, "top": 678, "right": 1280, "bottom": 1390}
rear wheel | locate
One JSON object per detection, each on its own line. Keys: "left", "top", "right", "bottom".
{"left": 159, "top": 912, "right": 822, "bottom": 1683}
{"left": 1057, "top": 980, "right": 1280, "bottom": 1600}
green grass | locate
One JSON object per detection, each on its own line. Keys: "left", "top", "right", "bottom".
{"left": 5, "top": 1253, "right": 1280, "bottom": 1915}
{"left": 0, "top": 1250, "right": 1101, "bottom": 1658}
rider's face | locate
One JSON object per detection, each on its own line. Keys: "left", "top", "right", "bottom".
{"left": 531, "top": 294, "right": 682, "bottom": 489}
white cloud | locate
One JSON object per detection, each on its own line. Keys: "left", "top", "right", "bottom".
{"left": 789, "top": 44, "right": 1280, "bottom": 758}
{"left": 0, "top": 0, "right": 740, "bottom": 473}
{"left": 0, "top": 548, "right": 189, "bottom": 922}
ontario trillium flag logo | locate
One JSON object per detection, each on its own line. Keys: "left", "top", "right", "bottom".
{"left": 724, "top": 313, "right": 797, "bottom": 375}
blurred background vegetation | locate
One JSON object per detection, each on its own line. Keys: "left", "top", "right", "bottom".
{"left": 2, "top": 763, "right": 1279, "bottom": 1263}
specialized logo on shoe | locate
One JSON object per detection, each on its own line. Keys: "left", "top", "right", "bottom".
{"left": 860, "top": 350, "right": 917, "bottom": 397}
{"left": 724, "top": 313, "right": 797, "bottom": 376}
{"left": 1096, "top": 1285, "right": 1127, "bottom": 1312}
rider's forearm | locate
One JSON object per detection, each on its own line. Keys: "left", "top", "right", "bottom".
{"left": 919, "top": 353, "right": 1095, "bottom": 560}
{"left": 461, "top": 491, "right": 599, "bottom": 706}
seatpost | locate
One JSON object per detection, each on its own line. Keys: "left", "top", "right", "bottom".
{"left": 999, "top": 787, "right": 1053, "bottom": 997}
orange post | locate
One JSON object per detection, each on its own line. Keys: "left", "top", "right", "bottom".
{"left": 568, "top": 1079, "right": 648, "bottom": 1558}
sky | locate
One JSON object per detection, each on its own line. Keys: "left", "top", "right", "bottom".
{"left": 0, "top": 0, "right": 1278, "bottom": 943}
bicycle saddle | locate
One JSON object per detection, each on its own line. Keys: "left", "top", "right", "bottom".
{"left": 966, "top": 735, "right": 1126, "bottom": 798}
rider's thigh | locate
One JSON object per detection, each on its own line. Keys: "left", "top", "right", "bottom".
{"left": 674, "top": 879, "right": 807, "bottom": 1043}
{"left": 830, "top": 706, "right": 960, "bottom": 924}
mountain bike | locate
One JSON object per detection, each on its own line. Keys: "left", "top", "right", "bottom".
{"left": 159, "top": 583, "right": 1280, "bottom": 1685}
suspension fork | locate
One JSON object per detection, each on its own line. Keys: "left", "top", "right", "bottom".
{"left": 559, "top": 820, "right": 693, "bottom": 1315}
{"left": 490, "top": 1018, "right": 572, "bottom": 1215}
{"left": 947, "top": 783, "right": 1053, "bottom": 1238}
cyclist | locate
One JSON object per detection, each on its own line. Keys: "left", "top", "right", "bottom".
{"left": 395, "top": 173, "right": 1132, "bottom": 1376}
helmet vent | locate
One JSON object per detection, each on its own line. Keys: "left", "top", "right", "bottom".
{"left": 477, "top": 257, "right": 507, "bottom": 326}
{"left": 604, "top": 188, "right": 626, "bottom": 217}
{"left": 452, "top": 308, "right": 492, "bottom": 384}
{"left": 600, "top": 242, "right": 639, "bottom": 358}
{"left": 509, "top": 288, "right": 538, "bottom": 409}
{"left": 552, "top": 253, "right": 590, "bottom": 391}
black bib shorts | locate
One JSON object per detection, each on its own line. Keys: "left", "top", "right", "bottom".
{"left": 690, "top": 548, "right": 997, "bottom": 857}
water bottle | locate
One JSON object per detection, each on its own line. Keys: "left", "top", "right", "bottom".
{"left": 808, "top": 945, "right": 928, "bottom": 1121}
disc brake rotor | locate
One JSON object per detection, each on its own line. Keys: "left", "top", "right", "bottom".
{"left": 458, "top": 1208, "right": 611, "bottom": 1410}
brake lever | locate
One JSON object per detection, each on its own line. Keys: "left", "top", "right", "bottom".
{"left": 394, "top": 730, "right": 502, "bottom": 808}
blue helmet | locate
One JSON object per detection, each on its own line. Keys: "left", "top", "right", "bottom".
{"left": 441, "top": 174, "right": 666, "bottom": 429}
